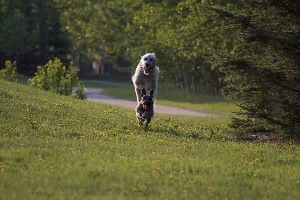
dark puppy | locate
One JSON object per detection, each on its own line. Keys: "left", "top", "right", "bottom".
{"left": 135, "top": 88, "right": 154, "bottom": 126}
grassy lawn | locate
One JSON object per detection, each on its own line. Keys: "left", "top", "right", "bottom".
{"left": 1, "top": 80, "right": 300, "bottom": 199}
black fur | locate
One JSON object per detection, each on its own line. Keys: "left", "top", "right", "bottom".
{"left": 135, "top": 88, "right": 154, "bottom": 126}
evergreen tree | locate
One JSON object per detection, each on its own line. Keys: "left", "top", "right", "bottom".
{"left": 0, "top": 0, "right": 72, "bottom": 75}
{"left": 208, "top": 1, "right": 300, "bottom": 136}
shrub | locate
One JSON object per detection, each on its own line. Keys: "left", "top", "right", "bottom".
{"left": 0, "top": 60, "right": 17, "bottom": 82}
{"left": 29, "top": 58, "right": 86, "bottom": 99}
{"left": 74, "top": 81, "right": 87, "bottom": 100}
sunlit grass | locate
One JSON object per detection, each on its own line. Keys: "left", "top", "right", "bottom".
{"left": 1, "top": 80, "right": 300, "bottom": 200}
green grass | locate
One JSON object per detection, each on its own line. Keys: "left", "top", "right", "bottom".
{"left": 1, "top": 80, "right": 300, "bottom": 199}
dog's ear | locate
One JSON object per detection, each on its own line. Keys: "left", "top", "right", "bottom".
{"left": 141, "top": 88, "right": 146, "bottom": 97}
{"left": 149, "top": 89, "right": 154, "bottom": 97}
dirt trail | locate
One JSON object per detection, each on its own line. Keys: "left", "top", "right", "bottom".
{"left": 85, "top": 88, "right": 217, "bottom": 117}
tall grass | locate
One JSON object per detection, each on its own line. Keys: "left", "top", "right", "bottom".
{"left": 1, "top": 80, "right": 300, "bottom": 200}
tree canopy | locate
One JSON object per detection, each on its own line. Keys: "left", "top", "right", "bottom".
{"left": 1, "top": 0, "right": 235, "bottom": 95}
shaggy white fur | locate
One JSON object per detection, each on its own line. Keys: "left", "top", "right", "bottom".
{"left": 132, "top": 53, "right": 160, "bottom": 103}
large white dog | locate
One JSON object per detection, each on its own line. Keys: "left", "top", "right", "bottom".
{"left": 132, "top": 53, "right": 160, "bottom": 103}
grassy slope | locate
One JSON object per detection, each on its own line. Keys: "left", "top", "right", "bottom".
{"left": 1, "top": 80, "right": 300, "bottom": 200}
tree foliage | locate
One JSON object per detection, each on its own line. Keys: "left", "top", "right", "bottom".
{"left": 50, "top": 0, "right": 238, "bottom": 95}
{"left": 0, "top": 0, "right": 71, "bottom": 75}
{"left": 209, "top": 1, "right": 300, "bottom": 136}
{"left": 0, "top": 9, "right": 37, "bottom": 61}
{"left": 1, "top": 0, "right": 236, "bottom": 94}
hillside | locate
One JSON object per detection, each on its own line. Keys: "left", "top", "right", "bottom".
{"left": 1, "top": 80, "right": 300, "bottom": 200}
{"left": 0, "top": 80, "right": 225, "bottom": 138}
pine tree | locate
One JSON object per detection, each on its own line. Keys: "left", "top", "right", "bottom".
{"left": 208, "top": 1, "right": 300, "bottom": 136}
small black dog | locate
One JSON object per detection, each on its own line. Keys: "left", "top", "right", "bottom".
{"left": 135, "top": 88, "right": 154, "bottom": 126}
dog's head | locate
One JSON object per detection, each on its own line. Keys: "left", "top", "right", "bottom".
{"left": 140, "top": 53, "right": 157, "bottom": 75}
{"left": 141, "top": 88, "right": 154, "bottom": 110}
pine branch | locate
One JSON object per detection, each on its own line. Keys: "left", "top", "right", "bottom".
{"left": 205, "top": 5, "right": 251, "bottom": 28}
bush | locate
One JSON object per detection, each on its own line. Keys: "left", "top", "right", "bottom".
{"left": 74, "top": 81, "right": 87, "bottom": 100}
{"left": 0, "top": 60, "right": 17, "bottom": 82}
{"left": 29, "top": 58, "right": 86, "bottom": 99}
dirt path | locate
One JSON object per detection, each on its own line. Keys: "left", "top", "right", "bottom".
{"left": 86, "top": 88, "right": 217, "bottom": 117}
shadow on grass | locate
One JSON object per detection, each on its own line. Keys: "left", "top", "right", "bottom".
{"left": 137, "top": 123, "right": 210, "bottom": 140}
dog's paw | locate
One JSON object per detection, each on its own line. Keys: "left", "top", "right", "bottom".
{"left": 144, "top": 119, "right": 151, "bottom": 127}
{"left": 137, "top": 116, "right": 145, "bottom": 126}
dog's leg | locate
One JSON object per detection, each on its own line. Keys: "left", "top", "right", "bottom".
{"left": 137, "top": 116, "right": 144, "bottom": 126}
{"left": 138, "top": 116, "right": 145, "bottom": 126}
{"left": 135, "top": 88, "right": 142, "bottom": 103}
{"left": 152, "top": 66, "right": 160, "bottom": 102}
{"left": 145, "top": 118, "right": 151, "bottom": 127}
{"left": 135, "top": 104, "right": 144, "bottom": 126}
{"left": 149, "top": 89, "right": 156, "bottom": 103}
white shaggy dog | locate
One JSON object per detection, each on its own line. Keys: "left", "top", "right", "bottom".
{"left": 132, "top": 53, "right": 160, "bottom": 103}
